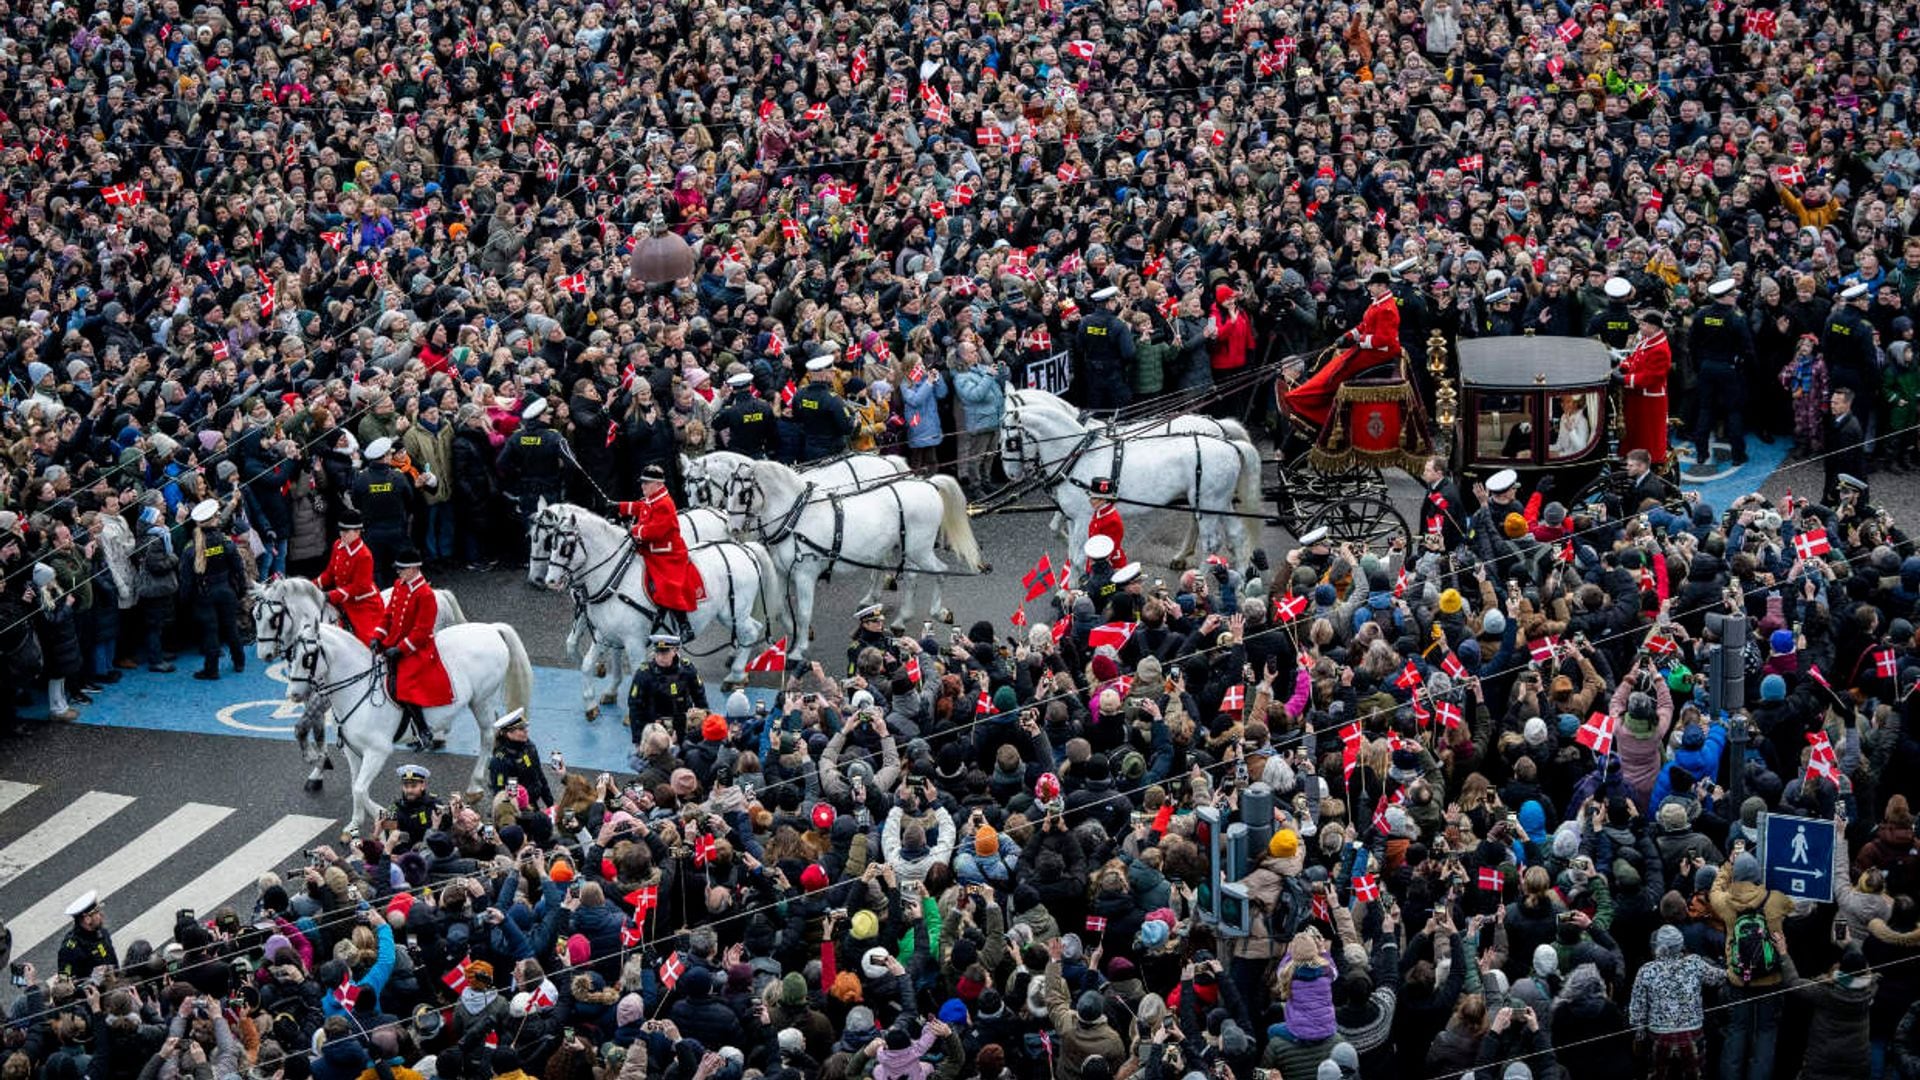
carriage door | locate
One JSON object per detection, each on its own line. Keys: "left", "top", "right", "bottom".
{"left": 1473, "top": 391, "right": 1539, "bottom": 465}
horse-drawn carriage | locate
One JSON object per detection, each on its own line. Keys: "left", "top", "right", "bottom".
{"left": 1265, "top": 332, "right": 1630, "bottom": 545}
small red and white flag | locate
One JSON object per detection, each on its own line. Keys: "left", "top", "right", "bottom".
{"left": 780, "top": 217, "right": 804, "bottom": 240}
{"left": 1340, "top": 722, "right": 1364, "bottom": 780}
{"left": 1274, "top": 593, "right": 1309, "bottom": 623}
{"left": 1528, "top": 636, "right": 1561, "bottom": 663}
{"left": 211, "top": 341, "right": 230, "bottom": 361}
{"left": 1085, "top": 914, "right": 1107, "bottom": 933}
{"left": 1774, "top": 164, "right": 1807, "bottom": 186}
{"left": 1395, "top": 661, "right": 1424, "bottom": 691}
{"left": 659, "top": 952, "right": 686, "bottom": 990}
{"left": 1457, "top": 154, "right": 1483, "bottom": 172}
{"left": 1394, "top": 567, "right": 1413, "bottom": 598}
{"left": 747, "top": 638, "right": 788, "bottom": 673}
{"left": 1088, "top": 622, "right": 1136, "bottom": 650}
{"left": 1809, "top": 664, "right": 1832, "bottom": 690}
{"left": 976, "top": 126, "right": 1005, "bottom": 147}
{"left": 1478, "top": 867, "right": 1503, "bottom": 891}
{"left": 952, "top": 182, "right": 976, "bottom": 206}
{"left": 1056, "top": 161, "right": 1082, "bottom": 184}
{"left": 1064, "top": 39, "right": 1096, "bottom": 59}
{"left": 1351, "top": 873, "right": 1381, "bottom": 901}
{"left": 620, "top": 914, "right": 645, "bottom": 948}
{"left": 528, "top": 982, "right": 556, "bottom": 1009}
{"left": 804, "top": 103, "right": 829, "bottom": 122}
{"left": 1440, "top": 652, "right": 1468, "bottom": 680}
{"left": 1876, "top": 648, "right": 1899, "bottom": 679}
{"left": 1805, "top": 730, "right": 1841, "bottom": 784}
{"left": 1556, "top": 17, "right": 1582, "bottom": 41}
{"left": 1010, "top": 606, "right": 1027, "bottom": 628}
{"left": 904, "top": 656, "right": 922, "bottom": 684}
{"left": 693, "top": 833, "right": 718, "bottom": 865}
{"left": 1647, "top": 633, "right": 1679, "bottom": 657}
{"left": 1220, "top": 684, "right": 1246, "bottom": 714}
{"left": 1575, "top": 711, "right": 1619, "bottom": 756}
{"left": 334, "top": 974, "right": 362, "bottom": 1011}
{"left": 320, "top": 231, "right": 345, "bottom": 251}
{"left": 1794, "top": 528, "right": 1831, "bottom": 559}
{"left": 1436, "top": 700, "right": 1464, "bottom": 731}
{"left": 850, "top": 47, "right": 869, "bottom": 83}
{"left": 1743, "top": 9, "right": 1778, "bottom": 37}
{"left": 556, "top": 271, "right": 588, "bottom": 295}
{"left": 441, "top": 960, "right": 471, "bottom": 994}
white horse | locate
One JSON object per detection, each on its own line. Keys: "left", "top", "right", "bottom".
{"left": 248, "top": 577, "right": 468, "bottom": 791}
{"left": 999, "top": 390, "right": 1260, "bottom": 569}
{"left": 724, "top": 458, "right": 983, "bottom": 662}
{"left": 281, "top": 620, "right": 534, "bottom": 834}
{"left": 1008, "top": 388, "right": 1260, "bottom": 565}
{"left": 685, "top": 450, "right": 912, "bottom": 605}
{"left": 527, "top": 500, "right": 731, "bottom": 715}
{"left": 536, "top": 502, "right": 786, "bottom": 692}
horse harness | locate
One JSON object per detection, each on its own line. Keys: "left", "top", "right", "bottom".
{"left": 1003, "top": 399, "right": 1237, "bottom": 519}
{"left": 546, "top": 517, "right": 749, "bottom": 656}
{"left": 285, "top": 628, "right": 392, "bottom": 746}
{"left": 733, "top": 467, "right": 946, "bottom": 580}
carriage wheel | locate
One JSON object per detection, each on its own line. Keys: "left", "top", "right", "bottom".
{"left": 1301, "top": 488, "right": 1410, "bottom": 549}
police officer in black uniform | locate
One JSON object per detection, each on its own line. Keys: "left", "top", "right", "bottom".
{"left": 487, "top": 709, "right": 553, "bottom": 808}
{"left": 847, "top": 603, "right": 901, "bottom": 676}
{"left": 389, "top": 763, "right": 441, "bottom": 846}
{"left": 1085, "top": 534, "right": 1120, "bottom": 611}
{"left": 1587, "top": 276, "right": 1638, "bottom": 348}
{"left": 1105, "top": 562, "right": 1145, "bottom": 621}
{"left": 792, "top": 353, "right": 856, "bottom": 461}
{"left": 711, "top": 372, "right": 776, "bottom": 459}
{"left": 353, "top": 437, "right": 416, "bottom": 585}
{"left": 627, "top": 633, "right": 708, "bottom": 740}
{"left": 1076, "top": 285, "right": 1136, "bottom": 412}
{"left": 182, "top": 499, "right": 247, "bottom": 681}
{"left": 56, "top": 890, "right": 116, "bottom": 977}
{"left": 1688, "top": 278, "right": 1756, "bottom": 471}
{"left": 1824, "top": 281, "right": 1878, "bottom": 399}
{"left": 496, "top": 397, "right": 566, "bottom": 537}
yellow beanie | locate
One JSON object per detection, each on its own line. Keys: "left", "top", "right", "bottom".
{"left": 851, "top": 910, "right": 879, "bottom": 940}
{"left": 1439, "top": 588, "right": 1463, "bottom": 615}
{"left": 1269, "top": 829, "right": 1300, "bottom": 859}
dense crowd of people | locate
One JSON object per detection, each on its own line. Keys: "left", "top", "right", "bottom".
{"left": 5, "top": 0, "right": 1920, "bottom": 1076}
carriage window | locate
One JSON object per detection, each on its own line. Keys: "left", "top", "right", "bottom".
{"left": 1547, "top": 391, "right": 1602, "bottom": 461}
{"left": 1475, "top": 393, "right": 1537, "bottom": 463}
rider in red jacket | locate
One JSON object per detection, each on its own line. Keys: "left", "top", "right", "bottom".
{"left": 370, "top": 547, "right": 452, "bottom": 749}
{"left": 615, "top": 464, "right": 706, "bottom": 642}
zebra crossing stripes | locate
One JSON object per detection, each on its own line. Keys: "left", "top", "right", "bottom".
{"left": 116, "top": 813, "right": 335, "bottom": 948}
{"left": 6, "top": 802, "right": 235, "bottom": 958}
{"left": 0, "top": 781, "right": 39, "bottom": 818}
{"left": 0, "top": 790, "right": 137, "bottom": 888}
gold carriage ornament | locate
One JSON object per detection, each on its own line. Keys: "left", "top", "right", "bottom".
{"left": 1307, "top": 349, "right": 1436, "bottom": 475}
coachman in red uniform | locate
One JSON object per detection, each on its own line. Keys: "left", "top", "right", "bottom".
{"left": 1085, "top": 476, "right": 1128, "bottom": 571}
{"left": 371, "top": 546, "right": 453, "bottom": 748}
{"left": 1619, "top": 310, "right": 1673, "bottom": 465}
{"left": 1287, "top": 268, "right": 1402, "bottom": 429}
{"left": 615, "top": 464, "right": 706, "bottom": 641}
{"left": 315, "top": 512, "right": 385, "bottom": 645}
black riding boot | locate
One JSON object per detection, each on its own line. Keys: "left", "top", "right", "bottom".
{"left": 405, "top": 704, "right": 432, "bottom": 752}
{"left": 676, "top": 610, "right": 697, "bottom": 645}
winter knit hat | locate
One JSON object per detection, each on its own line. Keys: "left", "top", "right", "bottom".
{"left": 977, "top": 826, "right": 1000, "bottom": 855}
{"left": 1760, "top": 674, "right": 1786, "bottom": 701}
{"left": 616, "top": 994, "right": 645, "bottom": 1026}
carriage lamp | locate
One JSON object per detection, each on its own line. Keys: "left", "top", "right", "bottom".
{"left": 1427, "top": 330, "right": 1458, "bottom": 431}
{"left": 627, "top": 213, "right": 697, "bottom": 286}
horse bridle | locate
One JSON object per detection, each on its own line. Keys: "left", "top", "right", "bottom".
{"left": 255, "top": 594, "right": 292, "bottom": 656}
{"left": 286, "top": 626, "right": 387, "bottom": 713}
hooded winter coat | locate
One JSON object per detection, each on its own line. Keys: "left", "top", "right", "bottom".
{"left": 1785, "top": 955, "right": 1878, "bottom": 1080}
{"left": 1550, "top": 965, "right": 1633, "bottom": 1080}
{"left": 1627, "top": 926, "right": 1724, "bottom": 1033}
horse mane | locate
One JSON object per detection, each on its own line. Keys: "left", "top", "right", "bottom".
{"left": 280, "top": 576, "right": 327, "bottom": 606}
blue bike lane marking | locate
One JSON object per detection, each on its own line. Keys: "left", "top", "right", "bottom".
{"left": 77, "top": 664, "right": 776, "bottom": 773}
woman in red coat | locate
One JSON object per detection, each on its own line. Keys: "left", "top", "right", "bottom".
{"left": 1619, "top": 310, "right": 1673, "bottom": 465}
{"left": 615, "top": 464, "right": 707, "bottom": 641}
{"left": 314, "top": 513, "right": 386, "bottom": 645}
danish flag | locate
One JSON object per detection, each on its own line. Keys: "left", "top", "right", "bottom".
{"left": 1274, "top": 592, "right": 1309, "bottom": 623}
{"left": 1024, "top": 554, "right": 1056, "bottom": 600}
{"left": 658, "top": 952, "right": 686, "bottom": 990}
{"left": 1411, "top": 697, "right": 1432, "bottom": 727}
{"left": 1050, "top": 618, "right": 1070, "bottom": 645}
{"left": 1646, "top": 633, "right": 1679, "bottom": 657}
{"left": 1743, "top": 8, "right": 1777, "bottom": 37}
{"left": 1065, "top": 39, "right": 1096, "bottom": 60}
{"left": 804, "top": 103, "right": 829, "bottom": 122}
{"left": 1395, "top": 661, "right": 1424, "bottom": 691}
{"left": 1339, "top": 722, "right": 1364, "bottom": 781}
{"left": 1085, "top": 914, "right": 1107, "bottom": 932}
{"left": 1088, "top": 622, "right": 1137, "bottom": 650}
{"left": 920, "top": 85, "right": 951, "bottom": 125}
{"left": 1394, "top": 568, "right": 1413, "bottom": 599}
{"left": 528, "top": 982, "right": 556, "bottom": 1009}
{"left": 1142, "top": 255, "right": 1165, "bottom": 278}
{"left": 1877, "top": 649, "right": 1899, "bottom": 679}
{"left": 441, "top": 959, "right": 471, "bottom": 993}
{"left": 334, "top": 974, "right": 362, "bottom": 1010}
{"left": 1556, "top": 17, "right": 1582, "bottom": 40}
{"left": 850, "top": 47, "right": 869, "bottom": 83}
{"left": 1478, "top": 867, "right": 1503, "bottom": 891}
{"left": 1575, "top": 711, "right": 1619, "bottom": 756}
{"left": 320, "top": 231, "right": 345, "bottom": 251}
{"left": 1809, "top": 664, "right": 1832, "bottom": 690}
{"left": 211, "top": 341, "right": 230, "bottom": 361}
{"left": 102, "top": 183, "right": 143, "bottom": 206}
{"left": 1372, "top": 789, "right": 1405, "bottom": 834}
{"left": 1220, "top": 684, "right": 1246, "bottom": 714}
{"left": 976, "top": 126, "right": 1005, "bottom": 147}
{"left": 1528, "top": 636, "right": 1561, "bottom": 663}
{"left": 1351, "top": 873, "right": 1381, "bottom": 901}
{"left": 620, "top": 914, "right": 645, "bottom": 948}
{"left": 952, "top": 182, "right": 976, "bottom": 206}
{"left": 556, "top": 271, "right": 587, "bottom": 295}
{"left": 1457, "top": 154, "right": 1483, "bottom": 172}
{"left": 1436, "top": 700, "right": 1464, "bottom": 731}
{"left": 905, "top": 656, "right": 922, "bottom": 683}
{"left": 1804, "top": 730, "right": 1841, "bottom": 784}
{"left": 411, "top": 207, "right": 429, "bottom": 231}
{"left": 747, "top": 638, "right": 788, "bottom": 673}
{"left": 1056, "top": 162, "right": 1082, "bottom": 184}
{"left": 1440, "top": 652, "right": 1469, "bottom": 680}
{"left": 976, "top": 689, "right": 993, "bottom": 715}
{"left": 693, "top": 833, "right": 718, "bottom": 865}
{"left": 1774, "top": 164, "right": 1806, "bottom": 186}
{"left": 851, "top": 219, "right": 870, "bottom": 245}
{"left": 780, "top": 218, "right": 803, "bottom": 240}
{"left": 1010, "top": 606, "right": 1027, "bottom": 627}
{"left": 1793, "top": 528, "right": 1831, "bottom": 558}
{"left": 1021, "top": 328, "right": 1053, "bottom": 352}
{"left": 626, "top": 885, "right": 659, "bottom": 915}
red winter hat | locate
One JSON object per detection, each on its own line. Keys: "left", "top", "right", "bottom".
{"left": 702, "top": 714, "right": 729, "bottom": 741}
{"left": 811, "top": 802, "right": 837, "bottom": 830}
{"left": 1214, "top": 284, "right": 1235, "bottom": 303}
{"left": 800, "top": 864, "right": 830, "bottom": 892}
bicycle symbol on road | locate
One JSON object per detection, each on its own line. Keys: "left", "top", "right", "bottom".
{"left": 215, "top": 662, "right": 308, "bottom": 733}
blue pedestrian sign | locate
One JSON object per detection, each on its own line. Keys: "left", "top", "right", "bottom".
{"left": 1759, "top": 812, "right": 1835, "bottom": 903}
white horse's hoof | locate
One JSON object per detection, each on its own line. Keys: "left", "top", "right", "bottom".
{"left": 1168, "top": 557, "right": 1189, "bottom": 572}
{"left": 940, "top": 608, "right": 955, "bottom": 624}
{"left": 599, "top": 692, "right": 617, "bottom": 705}
{"left": 585, "top": 706, "right": 599, "bottom": 722}
{"left": 304, "top": 778, "right": 323, "bottom": 792}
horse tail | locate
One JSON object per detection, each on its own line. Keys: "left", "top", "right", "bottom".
{"left": 1231, "top": 439, "right": 1263, "bottom": 564}
{"left": 496, "top": 623, "right": 535, "bottom": 716}
{"left": 1216, "top": 418, "right": 1254, "bottom": 446}
{"left": 438, "top": 588, "right": 469, "bottom": 627}
{"left": 930, "top": 474, "right": 985, "bottom": 571}
{"left": 745, "top": 542, "right": 788, "bottom": 641}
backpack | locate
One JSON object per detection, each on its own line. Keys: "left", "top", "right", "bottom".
{"left": 1270, "top": 874, "right": 1314, "bottom": 940}
{"left": 1728, "top": 909, "right": 1781, "bottom": 982}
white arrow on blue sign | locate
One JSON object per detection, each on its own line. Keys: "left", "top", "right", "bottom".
{"left": 1757, "top": 812, "right": 1835, "bottom": 903}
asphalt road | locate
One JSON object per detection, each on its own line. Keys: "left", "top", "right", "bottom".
{"left": 0, "top": 436, "right": 1903, "bottom": 974}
